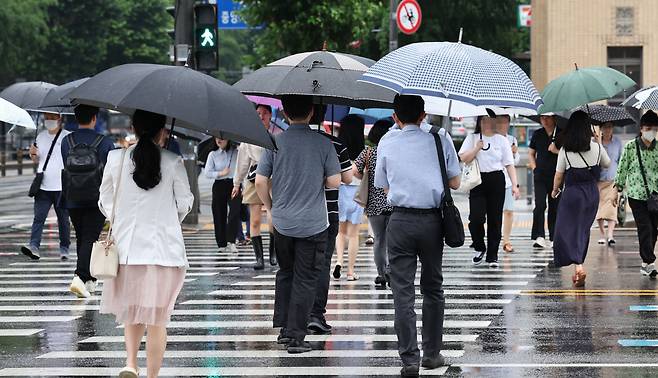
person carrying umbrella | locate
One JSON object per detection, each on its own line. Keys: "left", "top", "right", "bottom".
{"left": 596, "top": 121, "right": 623, "bottom": 246}
{"left": 496, "top": 114, "right": 521, "bottom": 253}
{"left": 21, "top": 111, "right": 72, "bottom": 261}
{"left": 614, "top": 110, "right": 658, "bottom": 278}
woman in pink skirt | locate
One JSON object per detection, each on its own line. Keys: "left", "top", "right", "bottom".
{"left": 98, "top": 109, "right": 194, "bottom": 378}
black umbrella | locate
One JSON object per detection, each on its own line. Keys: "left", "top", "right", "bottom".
{"left": 0, "top": 81, "right": 56, "bottom": 111}
{"left": 39, "top": 77, "right": 90, "bottom": 114}
{"left": 68, "top": 64, "right": 274, "bottom": 149}
{"left": 234, "top": 50, "right": 396, "bottom": 109}
{"left": 573, "top": 104, "right": 636, "bottom": 127}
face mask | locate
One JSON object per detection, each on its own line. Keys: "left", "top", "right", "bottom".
{"left": 642, "top": 130, "right": 656, "bottom": 142}
{"left": 44, "top": 120, "right": 59, "bottom": 130}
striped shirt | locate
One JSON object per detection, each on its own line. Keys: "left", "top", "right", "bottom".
{"left": 319, "top": 131, "right": 352, "bottom": 223}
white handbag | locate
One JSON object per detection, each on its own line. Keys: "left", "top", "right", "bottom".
{"left": 90, "top": 148, "right": 127, "bottom": 280}
{"left": 458, "top": 158, "right": 482, "bottom": 192}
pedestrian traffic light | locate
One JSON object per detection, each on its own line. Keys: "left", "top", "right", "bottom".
{"left": 193, "top": 2, "right": 218, "bottom": 72}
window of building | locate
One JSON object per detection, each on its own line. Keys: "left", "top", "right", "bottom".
{"left": 616, "top": 7, "right": 634, "bottom": 36}
{"left": 608, "top": 46, "right": 642, "bottom": 132}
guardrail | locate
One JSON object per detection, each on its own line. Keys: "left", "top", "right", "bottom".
{"left": 0, "top": 151, "right": 37, "bottom": 177}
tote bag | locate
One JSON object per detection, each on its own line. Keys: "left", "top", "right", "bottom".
{"left": 458, "top": 159, "right": 482, "bottom": 192}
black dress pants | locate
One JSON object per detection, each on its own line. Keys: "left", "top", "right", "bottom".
{"left": 310, "top": 221, "right": 339, "bottom": 321}
{"left": 532, "top": 175, "right": 560, "bottom": 241}
{"left": 387, "top": 210, "right": 444, "bottom": 366}
{"left": 468, "top": 171, "right": 506, "bottom": 262}
{"left": 211, "top": 179, "right": 242, "bottom": 248}
{"left": 273, "top": 229, "right": 327, "bottom": 342}
{"left": 629, "top": 198, "right": 658, "bottom": 264}
{"left": 69, "top": 207, "right": 106, "bottom": 282}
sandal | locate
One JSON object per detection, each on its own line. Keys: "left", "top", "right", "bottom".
{"left": 503, "top": 243, "right": 514, "bottom": 253}
{"left": 574, "top": 271, "right": 586, "bottom": 287}
{"left": 597, "top": 238, "right": 606, "bottom": 245}
{"left": 119, "top": 367, "right": 139, "bottom": 378}
{"left": 347, "top": 273, "right": 359, "bottom": 281}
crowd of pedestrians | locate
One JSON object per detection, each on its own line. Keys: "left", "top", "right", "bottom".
{"left": 18, "top": 91, "right": 658, "bottom": 377}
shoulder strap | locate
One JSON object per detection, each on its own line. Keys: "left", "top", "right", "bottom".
{"left": 66, "top": 133, "right": 76, "bottom": 149}
{"left": 106, "top": 149, "right": 127, "bottom": 243}
{"left": 635, "top": 139, "right": 652, "bottom": 198}
{"left": 42, "top": 129, "right": 63, "bottom": 171}
{"left": 577, "top": 152, "right": 591, "bottom": 169}
{"left": 90, "top": 134, "right": 104, "bottom": 149}
{"left": 564, "top": 151, "right": 573, "bottom": 168}
{"left": 432, "top": 132, "right": 453, "bottom": 207}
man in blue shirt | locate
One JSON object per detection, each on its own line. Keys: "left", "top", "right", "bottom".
{"left": 61, "top": 105, "right": 115, "bottom": 299}
{"left": 375, "top": 95, "right": 461, "bottom": 377}
{"left": 256, "top": 95, "right": 341, "bottom": 354}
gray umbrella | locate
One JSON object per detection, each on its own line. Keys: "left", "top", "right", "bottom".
{"left": 573, "top": 104, "right": 636, "bottom": 127}
{"left": 0, "top": 81, "right": 56, "bottom": 112}
{"left": 234, "top": 50, "right": 396, "bottom": 109}
{"left": 621, "top": 86, "right": 658, "bottom": 110}
{"left": 39, "top": 78, "right": 90, "bottom": 114}
{"left": 67, "top": 63, "right": 274, "bottom": 149}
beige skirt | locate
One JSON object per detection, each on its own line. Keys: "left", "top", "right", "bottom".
{"left": 596, "top": 181, "right": 618, "bottom": 221}
{"left": 242, "top": 181, "right": 263, "bottom": 205}
{"left": 100, "top": 264, "right": 186, "bottom": 326}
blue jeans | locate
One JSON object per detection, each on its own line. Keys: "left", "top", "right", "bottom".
{"left": 29, "top": 190, "right": 71, "bottom": 253}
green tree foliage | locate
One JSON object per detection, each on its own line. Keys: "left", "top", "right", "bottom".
{"left": 240, "top": 0, "right": 386, "bottom": 67}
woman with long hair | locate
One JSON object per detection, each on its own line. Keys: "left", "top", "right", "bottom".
{"left": 333, "top": 114, "right": 365, "bottom": 281}
{"left": 205, "top": 138, "right": 241, "bottom": 253}
{"left": 595, "top": 122, "right": 623, "bottom": 245}
{"left": 552, "top": 110, "right": 610, "bottom": 287}
{"left": 615, "top": 110, "right": 658, "bottom": 278}
{"left": 99, "top": 109, "right": 194, "bottom": 378}
{"left": 354, "top": 118, "right": 394, "bottom": 288}
{"left": 459, "top": 115, "right": 520, "bottom": 268}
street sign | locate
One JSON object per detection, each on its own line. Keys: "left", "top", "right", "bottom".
{"left": 218, "top": 0, "right": 249, "bottom": 29}
{"left": 396, "top": 0, "right": 422, "bottom": 35}
{"left": 518, "top": 4, "right": 532, "bottom": 27}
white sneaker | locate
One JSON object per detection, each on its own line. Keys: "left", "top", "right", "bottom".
{"left": 69, "top": 276, "right": 91, "bottom": 298}
{"left": 85, "top": 280, "right": 97, "bottom": 295}
{"left": 641, "top": 263, "right": 658, "bottom": 278}
{"left": 533, "top": 237, "right": 546, "bottom": 249}
{"left": 227, "top": 243, "right": 238, "bottom": 253}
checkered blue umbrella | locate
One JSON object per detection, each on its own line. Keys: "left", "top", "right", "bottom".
{"left": 359, "top": 42, "right": 543, "bottom": 116}
{"left": 573, "top": 104, "right": 636, "bottom": 127}
{"left": 621, "top": 86, "right": 658, "bottom": 110}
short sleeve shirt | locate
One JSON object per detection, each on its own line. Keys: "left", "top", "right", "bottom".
{"left": 529, "top": 127, "right": 559, "bottom": 179}
{"left": 257, "top": 123, "right": 341, "bottom": 238}
{"left": 458, "top": 133, "right": 514, "bottom": 173}
{"left": 36, "top": 129, "right": 71, "bottom": 191}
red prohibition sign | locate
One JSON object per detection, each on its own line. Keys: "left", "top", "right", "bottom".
{"left": 396, "top": 0, "right": 422, "bottom": 35}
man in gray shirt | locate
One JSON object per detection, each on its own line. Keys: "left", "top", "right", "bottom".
{"left": 256, "top": 95, "right": 341, "bottom": 354}
{"left": 375, "top": 95, "right": 461, "bottom": 377}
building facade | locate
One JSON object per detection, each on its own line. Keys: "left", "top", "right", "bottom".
{"left": 531, "top": 0, "right": 658, "bottom": 104}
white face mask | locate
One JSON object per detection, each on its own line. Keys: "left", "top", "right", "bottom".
{"left": 642, "top": 130, "right": 657, "bottom": 142}
{"left": 44, "top": 119, "right": 59, "bottom": 130}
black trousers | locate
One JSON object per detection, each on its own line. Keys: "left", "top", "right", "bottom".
{"left": 310, "top": 221, "right": 339, "bottom": 321}
{"left": 69, "top": 207, "right": 106, "bottom": 282}
{"left": 468, "top": 171, "right": 506, "bottom": 262}
{"left": 211, "top": 179, "right": 242, "bottom": 248}
{"left": 629, "top": 198, "right": 658, "bottom": 264}
{"left": 532, "top": 175, "right": 560, "bottom": 241}
{"left": 387, "top": 210, "right": 444, "bottom": 366}
{"left": 273, "top": 229, "right": 327, "bottom": 342}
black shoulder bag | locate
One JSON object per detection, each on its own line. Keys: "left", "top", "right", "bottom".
{"left": 635, "top": 139, "right": 658, "bottom": 213}
{"left": 29, "top": 129, "right": 62, "bottom": 197}
{"left": 431, "top": 132, "right": 465, "bottom": 248}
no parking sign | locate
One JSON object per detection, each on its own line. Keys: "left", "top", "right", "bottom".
{"left": 396, "top": 0, "right": 422, "bottom": 35}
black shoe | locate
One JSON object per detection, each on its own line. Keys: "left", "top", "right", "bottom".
{"left": 286, "top": 339, "right": 312, "bottom": 354}
{"left": 268, "top": 232, "right": 278, "bottom": 266}
{"left": 385, "top": 272, "right": 391, "bottom": 288}
{"left": 308, "top": 317, "right": 332, "bottom": 334}
{"left": 277, "top": 329, "right": 291, "bottom": 345}
{"left": 252, "top": 236, "right": 265, "bottom": 270}
{"left": 421, "top": 354, "right": 446, "bottom": 369}
{"left": 332, "top": 265, "right": 341, "bottom": 279}
{"left": 374, "top": 276, "right": 386, "bottom": 289}
{"left": 21, "top": 245, "right": 40, "bottom": 260}
{"left": 400, "top": 364, "right": 419, "bottom": 377}
{"left": 472, "top": 250, "right": 485, "bottom": 265}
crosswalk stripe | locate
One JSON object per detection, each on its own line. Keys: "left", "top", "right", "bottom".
{"left": 0, "top": 366, "right": 450, "bottom": 376}
{"left": 37, "top": 349, "right": 465, "bottom": 358}
{"left": 80, "top": 334, "right": 479, "bottom": 343}
{"left": 181, "top": 298, "right": 514, "bottom": 305}
{"left": 231, "top": 280, "right": 529, "bottom": 286}
{"left": 209, "top": 289, "right": 522, "bottom": 296}
{"left": 121, "top": 320, "right": 490, "bottom": 329}
{"left": 252, "top": 273, "right": 538, "bottom": 279}
{"left": 0, "top": 316, "right": 80, "bottom": 322}
{"left": 168, "top": 308, "right": 501, "bottom": 316}
{"left": 0, "top": 329, "right": 44, "bottom": 336}
{"left": 0, "top": 296, "right": 100, "bottom": 302}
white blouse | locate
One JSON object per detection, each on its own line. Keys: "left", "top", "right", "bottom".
{"left": 556, "top": 142, "right": 612, "bottom": 172}
{"left": 459, "top": 133, "right": 515, "bottom": 173}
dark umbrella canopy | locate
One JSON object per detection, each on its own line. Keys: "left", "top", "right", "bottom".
{"left": 573, "top": 104, "right": 636, "bottom": 127}
{"left": 68, "top": 64, "right": 274, "bottom": 149}
{"left": 0, "top": 81, "right": 56, "bottom": 111}
{"left": 234, "top": 50, "right": 396, "bottom": 109}
{"left": 39, "top": 78, "right": 90, "bottom": 113}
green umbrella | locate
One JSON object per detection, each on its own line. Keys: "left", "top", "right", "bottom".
{"left": 539, "top": 65, "right": 636, "bottom": 113}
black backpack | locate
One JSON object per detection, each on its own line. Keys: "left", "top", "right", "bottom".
{"left": 62, "top": 133, "right": 105, "bottom": 204}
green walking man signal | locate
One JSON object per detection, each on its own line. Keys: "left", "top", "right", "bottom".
{"left": 200, "top": 28, "right": 215, "bottom": 47}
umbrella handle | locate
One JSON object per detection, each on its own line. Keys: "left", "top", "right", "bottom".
{"left": 479, "top": 133, "right": 491, "bottom": 151}
{"left": 166, "top": 118, "right": 176, "bottom": 149}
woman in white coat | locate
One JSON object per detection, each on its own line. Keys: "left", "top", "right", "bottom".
{"left": 98, "top": 109, "right": 193, "bottom": 378}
